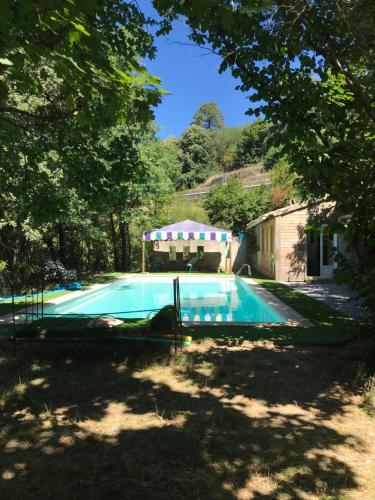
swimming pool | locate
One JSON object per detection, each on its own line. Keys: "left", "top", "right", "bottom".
{"left": 44, "top": 276, "right": 286, "bottom": 323}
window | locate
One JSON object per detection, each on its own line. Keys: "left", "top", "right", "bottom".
{"left": 265, "top": 226, "right": 269, "bottom": 253}
{"left": 197, "top": 245, "right": 204, "bottom": 260}
{"left": 270, "top": 225, "right": 275, "bottom": 254}
{"left": 183, "top": 246, "right": 190, "bottom": 261}
{"left": 169, "top": 245, "right": 176, "bottom": 261}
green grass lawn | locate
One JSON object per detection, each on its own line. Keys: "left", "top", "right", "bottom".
{"left": 0, "top": 289, "right": 73, "bottom": 317}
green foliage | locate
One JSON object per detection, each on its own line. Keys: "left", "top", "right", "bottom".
{"left": 0, "top": 1, "right": 173, "bottom": 279}
{"left": 159, "top": 198, "right": 209, "bottom": 226}
{"left": 140, "top": 135, "right": 183, "bottom": 190}
{"left": 263, "top": 146, "right": 283, "bottom": 170}
{"left": 202, "top": 178, "right": 271, "bottom": 232}
{"left": 270, "top": 157, "right": 301, "bottom": 208}
{"left": 192, "top": 101, "right": 224, "bottom": 131}
{"left": 214, "top": 126, "right": 243, "bottom": 165}
{"left": 222, "top": 143, "right": 238, "bottom": 168}
{"left": 0, "top": 1, "right": 164, "bottom": 127}
{"left": 235, "top": 120, "right": 270, "bottom": 165}
{"left": 178, "top": 125, "right": 217, "bottom": 189}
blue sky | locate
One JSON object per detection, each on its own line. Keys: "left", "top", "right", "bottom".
{"left": 138, "top": 1, "right": 254, "bottom": 138}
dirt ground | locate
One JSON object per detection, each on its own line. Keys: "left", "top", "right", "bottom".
{"left": 0, "top": 340, "right": 374, "bottom": 499}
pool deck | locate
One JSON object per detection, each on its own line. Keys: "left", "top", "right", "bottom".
{"left": 0, "top": 275, "right": 311, "bottom": 328}
{"left": 240, "top": 278, "right": 312, "bottom": 328}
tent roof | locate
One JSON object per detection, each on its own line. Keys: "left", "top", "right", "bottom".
{"left": 142, "top": 220, "right": 232, "bottom": 241}
{"left": 152, "top": 220, "right": 231, "bottom": 234}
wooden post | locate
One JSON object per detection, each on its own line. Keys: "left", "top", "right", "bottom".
{"left": 229, "top": 241, "right": 233, "bottom": 274}
{"left": 141, "top": 238, "right": 145, "bottom": 273}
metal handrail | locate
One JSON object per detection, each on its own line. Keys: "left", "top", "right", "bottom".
{"left": 236, "top": 263, "right": 252, "bottom": 277}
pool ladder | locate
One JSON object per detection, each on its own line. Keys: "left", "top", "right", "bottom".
{"left": 236, "top": 264, "right": 252, "bottom": 277}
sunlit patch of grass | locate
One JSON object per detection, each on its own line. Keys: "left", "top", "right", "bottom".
{"left": 14, "top": 383, "right": 27, "bottom": 396}
{"left": 30, "top": 377, "right": 45, "bottom": 387}
{"left": 363, "top": 376, "right": 375, "bottom": 415}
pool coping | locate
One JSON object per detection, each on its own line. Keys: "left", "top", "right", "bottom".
{"left": 234, "top": 278, "right": 311, "bottom": 328}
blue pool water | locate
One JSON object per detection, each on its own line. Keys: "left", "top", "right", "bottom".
{"left": 44, "top": 277, "right": 286, "bottom": 323}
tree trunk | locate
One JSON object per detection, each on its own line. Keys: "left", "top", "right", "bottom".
{"left": 109, "top": 213, "right": 120, "bottom": 271}
{"left": 119, "top": 220, "right": 131, "bottom": 272}
{"left": 58, "top": 223, "right": 66, "bottom": 265}
{"left": 125, "top": 222, "right": 131, "bottom": 268}
{"left": 119, "top": 220, "right": 127, "bottom": 271}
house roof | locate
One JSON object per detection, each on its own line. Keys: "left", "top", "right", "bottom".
{"left": 247, "top": 200, "right": 336, "bottom": 229}
{"left": 142, "top": 220, "right": 232, "bottom": 242}
{"left": 247, "top": 203, "right": 309, "bottom": 229}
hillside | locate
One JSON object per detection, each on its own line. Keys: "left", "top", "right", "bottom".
{"left": 181, "top": 163, "right": 271, "bottom": 199}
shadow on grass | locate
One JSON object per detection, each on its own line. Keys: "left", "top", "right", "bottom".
{"left": 80, "top": 272, "right": 126, "bottom": 287}
{"left": 0, "top": 341, "right": 367, "bottom": 499}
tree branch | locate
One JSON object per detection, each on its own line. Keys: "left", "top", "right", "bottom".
{"left": 0, "top": 105, "right": 75, "bottom": 123}
{"left": 324, "top": 44, "right": 375, "bottom": 125}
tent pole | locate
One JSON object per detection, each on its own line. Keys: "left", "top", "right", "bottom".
{"left": 229, "top": 241, "right": 233, "bottom": 274}
{"left": 141, "top": 238, "right": 145, "bottom": 273}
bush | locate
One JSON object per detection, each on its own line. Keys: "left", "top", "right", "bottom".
{"left": 44, "top": 260, "right": 77, "bottom": 282}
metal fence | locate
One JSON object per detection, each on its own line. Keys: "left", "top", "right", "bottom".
{"left": 0, "top": 275, "right": 183, "bottom": 354}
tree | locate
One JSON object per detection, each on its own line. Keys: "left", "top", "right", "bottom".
{"left": 235, "top": 120, "right": 270, "bottom": 165}
{"left": 140, "top": 135, "right": 183, "bottom": 190}
{"left": 270, "top": 157, "right": 301, "bottom": 209}
{"left": 214, "top": 126, "right": 243, "bottom": 164}
{"left": 202, "top": 178, "right": 271, "bottom": 232}
{"left": 0, "top": 1, "right": 164, "bottom": 127}
{"left": 0, "top": 2, "right": 167, "bottom": 279}
{"left": 222, "top": 143, "right": 238, "bottom": 170}
{"left": 178, "top": 125, "right": 217, "bottom": 188}
{"left": 159, "top": 198, "right": 209, "bottom": 227}
{"left": 192, "top": 102, "right": 224, "bottom": 131}
{"left": 154, "top": 0, "right": 375, "bottom": 314}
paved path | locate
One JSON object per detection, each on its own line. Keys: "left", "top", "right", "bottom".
{"left": 283, "top": 282, "right": 367, "bottom": 319}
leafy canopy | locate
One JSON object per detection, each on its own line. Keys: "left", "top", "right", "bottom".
{"left": 0, "top": 1, "right": 171, "bottom": 277}
{"left": 235, "top": 120, "right": 270, "bottom": 166}
{"left": 178, "top": 124, "right": 217, "bottom": 188}
{"left": 0, "top": 0, "right": 165, "bottom": 127}
{"left": 192, "top": 101, "right": 224, "bottom": 131}
{"left": 203, "top": 178, "right": 271, "bottom": 232}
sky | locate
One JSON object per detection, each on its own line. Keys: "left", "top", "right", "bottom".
{"left": 137, "top": 0, "right": 254, "bottom": 139}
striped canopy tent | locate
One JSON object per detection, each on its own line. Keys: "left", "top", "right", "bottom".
{"left": 142, "top": 220, "right": 232, "bottom": 242}
{"left": 141, "top": 220, "right": 232, "bottom": 272}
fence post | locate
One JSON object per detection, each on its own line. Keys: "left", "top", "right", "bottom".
{"left": 176, "top": 277, "right": 181, "bottom": 326}
{"left": 173, "top": 278, "right": 179, "bottom": 356}
{"left": 11, "top": 285, "right": 16, "bottom": 356}
{"left": 41, "top": 272, "right": 44, "bottom": 319}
